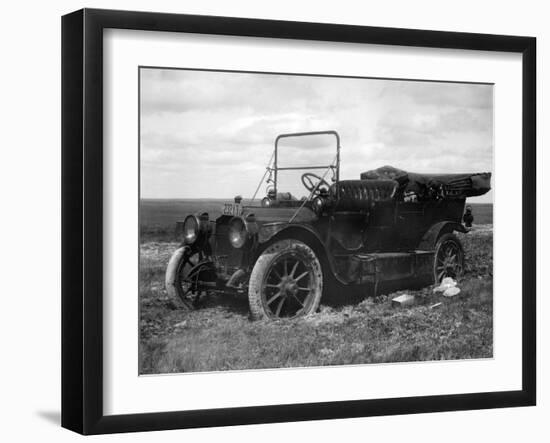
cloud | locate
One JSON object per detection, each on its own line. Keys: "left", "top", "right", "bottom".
{"left": 379, "top": 81, "right": 493, "bottom": 109}
{"left": 370, "top": 81, "right": 493, "bottom": 178}
{"left": 139, "top": 69, "right": 493, "bottom": 201}
{"left": 140, "top": 68, "right": 325, "bottom": 116}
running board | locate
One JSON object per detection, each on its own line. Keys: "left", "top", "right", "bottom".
{"left": 343, "top": 250, "right": 434, "bottom": 285}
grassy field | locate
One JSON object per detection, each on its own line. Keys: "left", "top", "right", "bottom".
{"left": 140, "top": 198, "right": 493, "bottom": 243}
{"left": 140, "top": 199, "right": 228, "bottom": 243}
{"left": 139, "top": 200, "right": 493, "bottom": 373}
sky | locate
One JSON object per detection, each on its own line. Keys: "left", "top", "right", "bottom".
{"left": 140, "top": 68, "right": 493, "bottom": 203}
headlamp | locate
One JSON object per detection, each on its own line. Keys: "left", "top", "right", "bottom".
{"left": 182, "top": 215, "right": 200, "bottom": 244}
{"left": 228, "top": 215, "right": 258, "bottom": 249}
{"left": 182, "top": 213, "right": 211, "bottom": 245}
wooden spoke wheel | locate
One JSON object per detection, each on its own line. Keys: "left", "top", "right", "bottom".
{"left": 433, "top": 233, "right": 464, "bottom": 283}
{"left": 248, "top": 240, "right": 323, "bottom": 320}
{"left": 165, "top": 247, "right": 213, "bottom": 310}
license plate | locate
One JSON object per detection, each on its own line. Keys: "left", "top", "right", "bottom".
{"left": 222, "top": 203, "right": 243, "bottom": 216}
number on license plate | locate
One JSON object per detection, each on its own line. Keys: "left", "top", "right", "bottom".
{"left": 222, "top": 203, "right": 243, "bottom": 216}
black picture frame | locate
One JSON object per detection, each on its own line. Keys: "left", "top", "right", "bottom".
{"left": 61, "top": 8, "right": 536, "bottom": 435}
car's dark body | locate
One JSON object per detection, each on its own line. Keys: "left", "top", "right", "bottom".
{"left": 167, "top": 131, "right": 491, "bottom": 315}
{"left": 211, "top": 196, "right": 464, "bottom": 288}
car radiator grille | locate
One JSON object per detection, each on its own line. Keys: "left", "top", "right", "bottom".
{"left": 214, "top": 222, "right": 243, "bottom": 277}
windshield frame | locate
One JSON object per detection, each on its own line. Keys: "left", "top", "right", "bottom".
{"left": 271, "top": 131, "right": 341, "bottom": 195}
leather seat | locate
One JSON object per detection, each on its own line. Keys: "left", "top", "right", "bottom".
{"left": 330, "top": 179, "right": 397, "bottom": 211}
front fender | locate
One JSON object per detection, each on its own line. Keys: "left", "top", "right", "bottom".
{"left": 256, "top": 223, "right": 347, "bottom": 285}
{"left": 418, "top": 221, "right": 467, "bottom": 250}
{"left": 257, "top": 222, "right": 322, "bottom": 245}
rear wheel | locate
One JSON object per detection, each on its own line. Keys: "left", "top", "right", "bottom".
{"left": 433, "top": 233, "right": 464, "bottom": 282}
{"left": 248, "top": 240, "right": 323, "bottom": 320}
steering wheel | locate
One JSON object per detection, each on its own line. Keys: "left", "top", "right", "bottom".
{"left": 301, "top": 172, "right": 330, "bottom": 195}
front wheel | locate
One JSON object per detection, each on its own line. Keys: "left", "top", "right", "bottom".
{"left": 433, "top": 233, "right": 464, "bottom": 283}
{"left": 165, "top": 246, "right": 214, "bottom": 309}
{"left": 248, "top": 240, "right": 323, "bottom": 320}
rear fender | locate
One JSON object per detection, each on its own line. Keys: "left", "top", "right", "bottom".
{"left": 418, "top": 221, "right": 467, "bottom": 251}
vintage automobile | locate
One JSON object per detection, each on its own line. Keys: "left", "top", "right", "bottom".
{"left": 165, "top": 131, "right": 491, "bottom": 319}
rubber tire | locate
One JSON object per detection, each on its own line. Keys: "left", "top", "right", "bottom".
{"left": 248, "top": 240, "right": 324, "bottom": 320}
{"left": 433, "top": 232, "right": 464, "bottom": 283}
{"left": 165, "top": 246, "right": 194, "bottom": 310}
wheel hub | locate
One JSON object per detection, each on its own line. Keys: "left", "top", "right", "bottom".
{"left": 280, "top": 277, "right": 298, "bottom": 297}
{"left": 443, "top": 257, "right": 455, "bottom": 269}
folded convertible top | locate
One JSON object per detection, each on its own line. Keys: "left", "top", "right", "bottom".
{"left": 360, "top": 165, "right": 491, "bottom": 199}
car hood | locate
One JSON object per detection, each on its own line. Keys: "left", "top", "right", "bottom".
{"left": 242, "top": 205, "right": 317, "bottom": 225}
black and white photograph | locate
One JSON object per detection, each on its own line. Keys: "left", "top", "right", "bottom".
{"left": 1, "top": 0, "right": 545, "bottom": 438}
{"left": 138, "top": 67, "right": 493, "bottom": 374}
